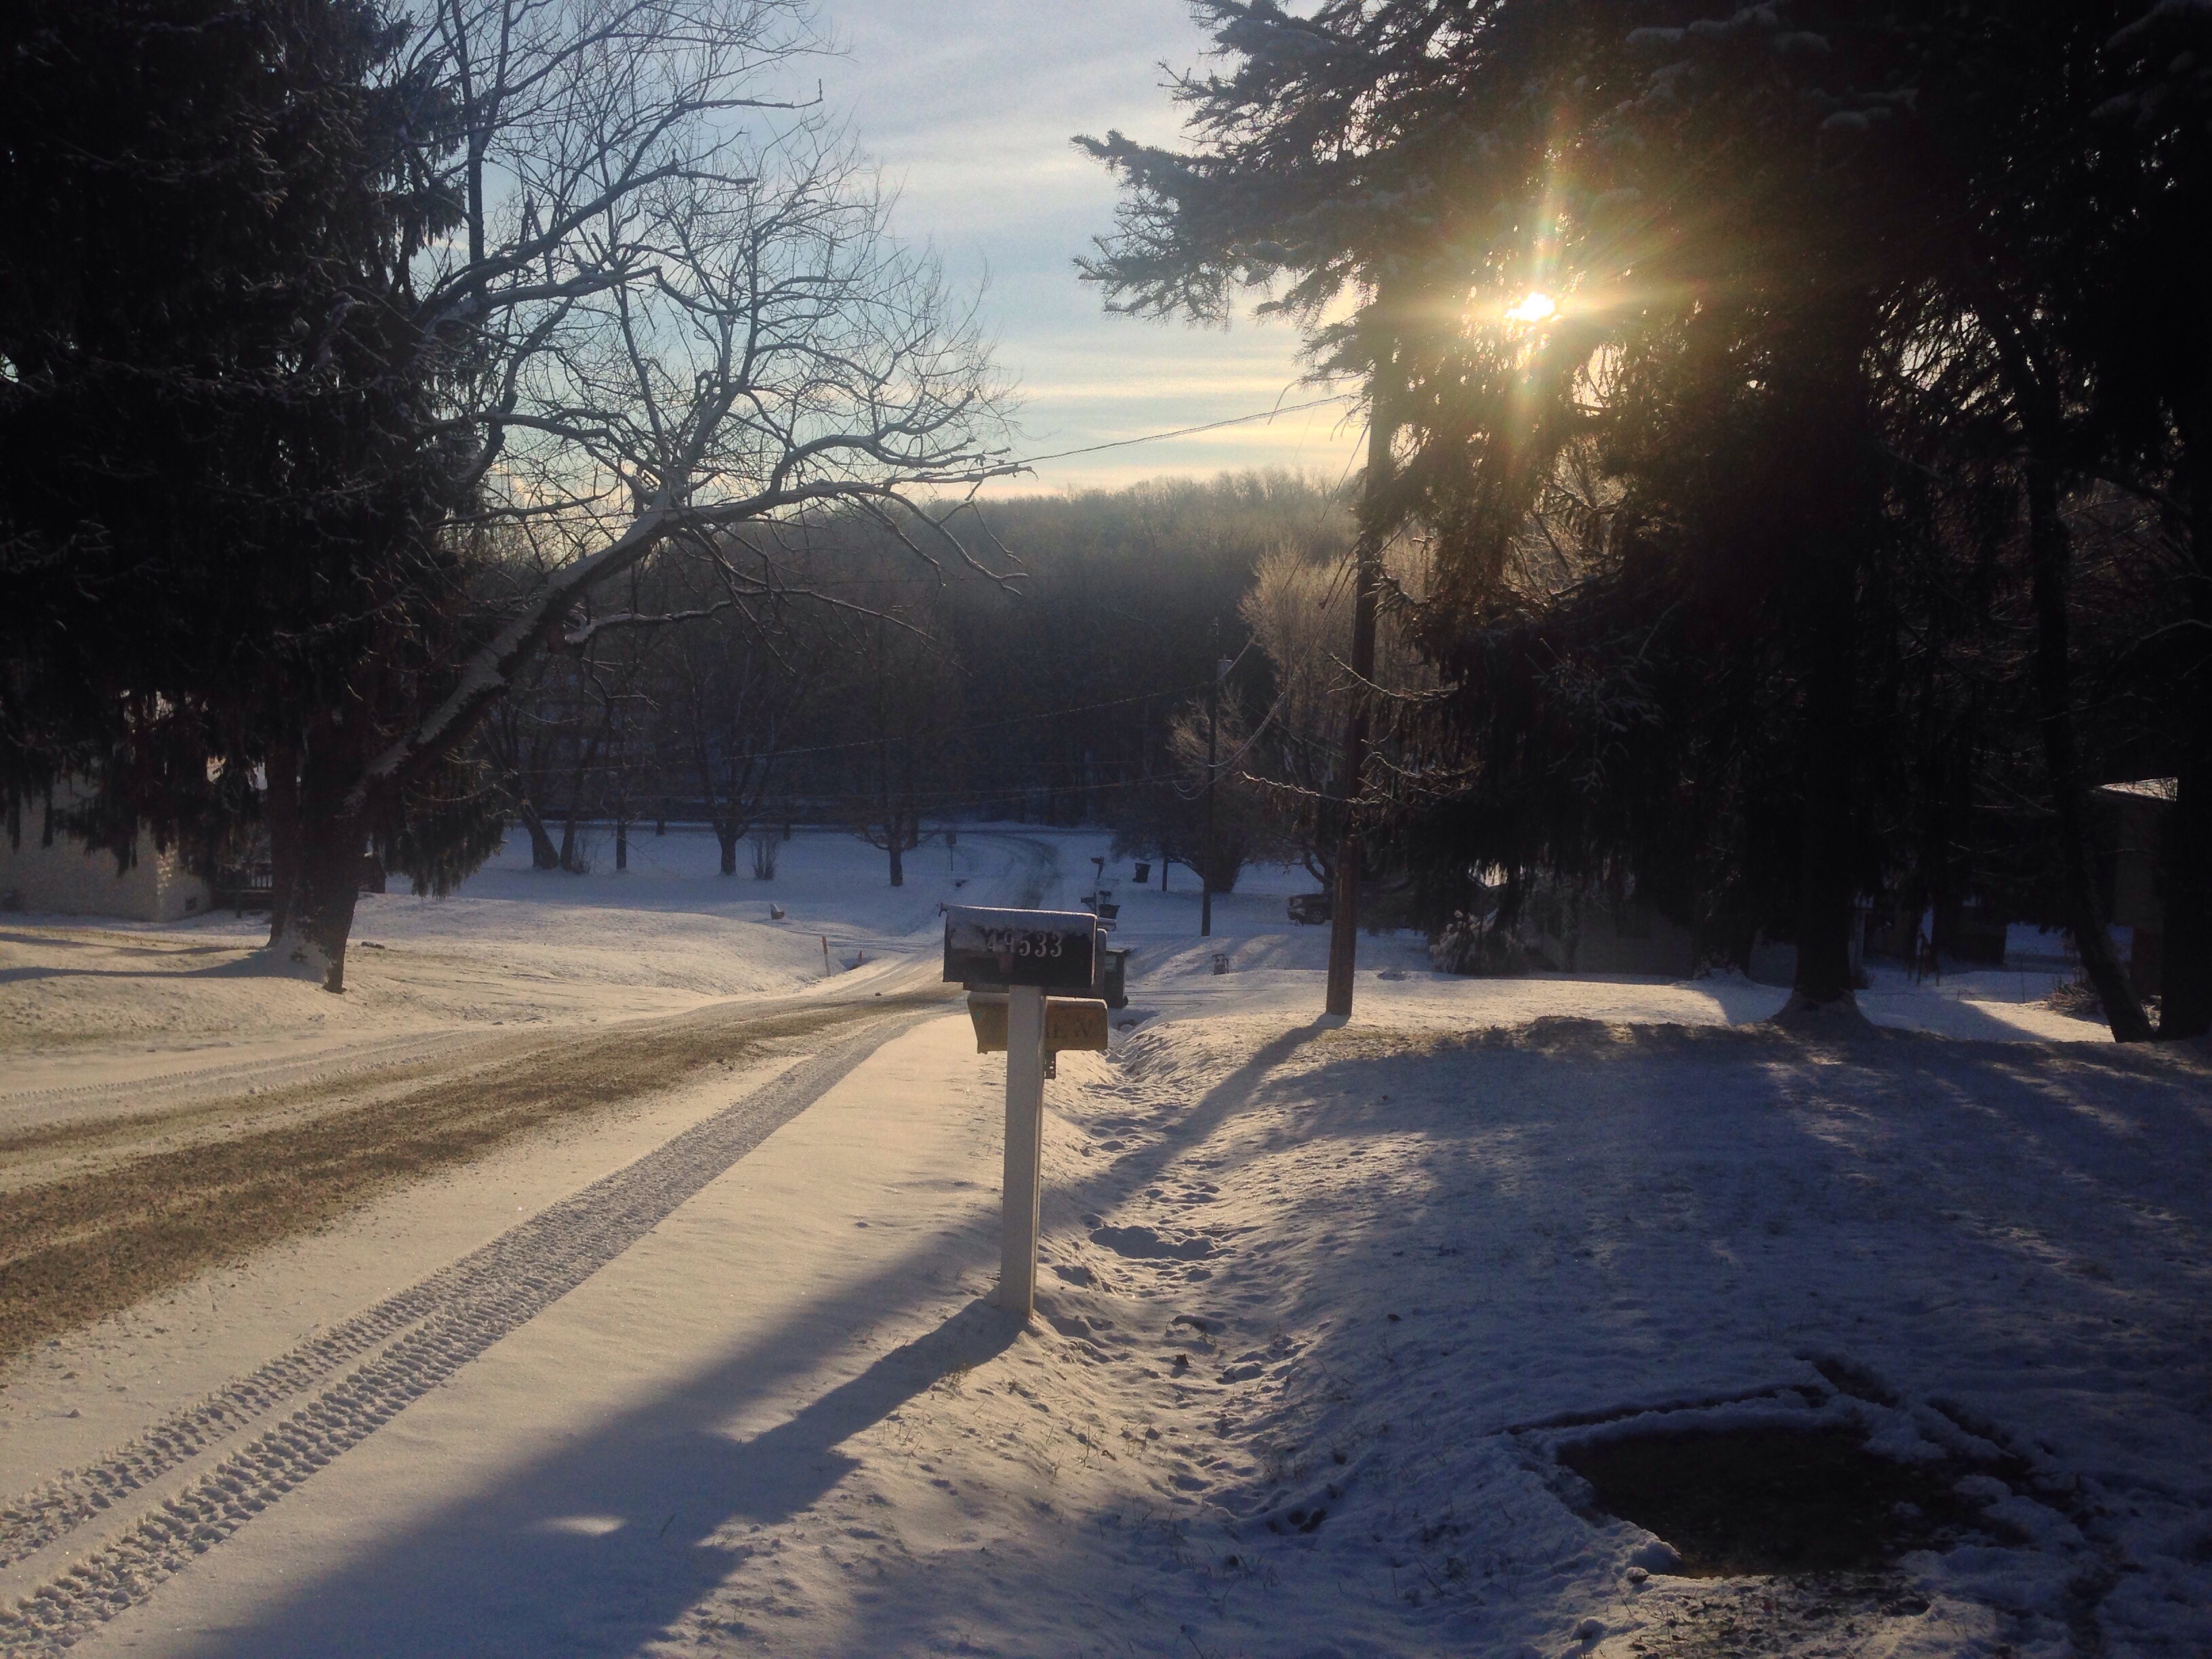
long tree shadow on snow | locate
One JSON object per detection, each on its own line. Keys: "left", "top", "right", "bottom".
{"left": 1065, "top": 1015, "right": 1339, "bottom": 1205}
{"left": 863, "top": 1016, "right": 2210, "bottom": 1659}
{"left": 169, "top": 1244, "right": 1017, "bottom": 1659}
{"left": 1099, "top": 1017, "right": 2211, "bottom": 1479}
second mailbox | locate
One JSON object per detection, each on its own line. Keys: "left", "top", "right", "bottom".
{"left": 943, "top": 905, "right": 1099, "bottom": 991}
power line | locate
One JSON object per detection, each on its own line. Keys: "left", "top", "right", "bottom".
{"left": 1010, "top": 392, "right": 1364, "bottom": 468}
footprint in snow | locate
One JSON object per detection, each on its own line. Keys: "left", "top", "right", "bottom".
{"left": 1091, "top": 1223, "right": 1216, "bottom": 1261}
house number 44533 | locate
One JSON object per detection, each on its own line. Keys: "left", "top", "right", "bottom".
{"left": 983, "top": 928, "right": 1065, "bottom": 958}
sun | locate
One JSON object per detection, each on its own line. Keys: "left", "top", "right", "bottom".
{"left": 1504, "top": 291, "right": 1558, "bottom": 325}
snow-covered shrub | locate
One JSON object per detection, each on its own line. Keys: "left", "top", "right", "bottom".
{"left": 2047, "top": 973, "right": 2157, "bottom": 1026}
{"left": 1429, "top": 910, "right": 1526, "bottom": 976}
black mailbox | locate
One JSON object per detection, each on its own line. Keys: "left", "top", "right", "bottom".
{"left": 1099, "top": 946, "right": 1129, "bottom": 1010}
{"left": 943, "top": 905, "right": 1099, "bottom": 990}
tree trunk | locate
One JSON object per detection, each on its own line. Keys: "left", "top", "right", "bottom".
{"left": 1776, "top": 328, "right": 1870, "bottom": 1017}
{"left": 716, "top": 819, "right": 739, "bottom": 876}
{"left": 1326, "top": 390, "right": 1393, "bottom": 1019}
{"left": 1790, "top": 546, "right": 1861, "bottom": 1008}
{"left": 615, "top": 817, "right": 628, "bottom": 872}
{"left": 264, "top": 736, "right": 303, "bottom": 944}
{"left": 264, "top": 731, "right": 367, "bottom": 992}
{"left": 281, "top": 802, "right": 367, "bottom": 991}
{"left": 2158, "top": 413, "right": 2212, "bottom": 1040}
{"left": 1989, "top": 315, "right": 2154, "bottom": 1041}
{"left": 516, "top": 800, "right": 560, "bottom": 869}
{"left": 559, "top": 729, "right": 600, "bottom": 873}
{"left": 888, "top": 834, "right": 904, "bottom": 887}
{"left": 2025, "top": 464, "right": 2154, "bottom": 1040}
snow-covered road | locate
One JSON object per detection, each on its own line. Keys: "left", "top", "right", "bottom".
{"left": 1, "top": 1004, "right": 969, "bottom": 1654}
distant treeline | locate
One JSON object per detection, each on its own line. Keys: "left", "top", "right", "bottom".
{"left": 489, "top": 470, "right": 1355, "bottom": 886}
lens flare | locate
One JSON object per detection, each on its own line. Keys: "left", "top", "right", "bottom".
{"left": 1504, "top": 291, "right": 1558, "bottom": 325}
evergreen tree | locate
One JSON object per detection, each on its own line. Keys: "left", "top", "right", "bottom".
{"left": 0, "top": 0, "right": 455, "bottom": 884}
{"left": 1083, "top": 0, "right": 2202, "bottom": 1038}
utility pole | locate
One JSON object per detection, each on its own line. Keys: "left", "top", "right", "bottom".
{"left": 1202, "top": 618, "right": 1219, "bottom": 937}
{"left": 1325, "top": 354, "right": 1398, "bottom": 1020}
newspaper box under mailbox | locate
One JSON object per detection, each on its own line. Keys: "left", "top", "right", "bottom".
{"left": 965, "top": 991, "right": 1109, "bottom": 1054}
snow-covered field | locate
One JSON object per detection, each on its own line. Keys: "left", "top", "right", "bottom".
{"left": 0, "top": 826, "right": 1049, "bottom": 1104}
{"left": 3, "top": 827, "right": 2206, "bottom": 1658}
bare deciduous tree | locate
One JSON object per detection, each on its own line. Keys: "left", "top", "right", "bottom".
{"left": 1235, "top": 540, "right": 1434, "bottom": 884}
{"left": 262, "top": 0, "right": 1011, "bottom": 988}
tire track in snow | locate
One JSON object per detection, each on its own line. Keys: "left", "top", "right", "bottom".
{"left": 0, "top": 1004, "right": 941, "bottom": 1654}
{"left": 0, "top": 1027, "right": 489, "bottom": 1118}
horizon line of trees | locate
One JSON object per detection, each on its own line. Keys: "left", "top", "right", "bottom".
{"left": 472, "top": 470, "right": 1357, "bottom": 886}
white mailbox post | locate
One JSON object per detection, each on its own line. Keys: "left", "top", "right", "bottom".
{"left": 1000, "top": 985, "right": 1047, "bottom": 1316}
{"left": 944, "top": 906, "right": 1109, "bottom": 1319}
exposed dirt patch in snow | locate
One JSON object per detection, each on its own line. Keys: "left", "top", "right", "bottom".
{"left": 1559, "top": 1425, "right": 2001, "bottom": 1576}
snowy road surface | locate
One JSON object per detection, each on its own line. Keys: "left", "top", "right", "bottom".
{"left": 3, "top": 827, "right": 2204, "bottom": 1657}
{"left": 1, "top": 1004, "right": 965, "bottom": 1652}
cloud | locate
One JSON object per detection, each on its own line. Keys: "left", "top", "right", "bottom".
{"left": 814, "top": 0, "right": 1362, "bottom": 489}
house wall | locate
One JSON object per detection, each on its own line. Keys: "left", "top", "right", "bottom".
{"left": 0, "top": 820, "right": 211, "bottom": 923}
{"left": 1570, "top": 918, "right": 1696, "bottom": 977}
{"left": 1532, "top": 901, "right": 1697, "bottom": 978}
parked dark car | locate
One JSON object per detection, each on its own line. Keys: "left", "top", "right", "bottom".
{"left": 1288, "top": 892, "right": 1330, "bottom": 925}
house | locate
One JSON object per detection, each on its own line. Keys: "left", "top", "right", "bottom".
{"left": 0, "top": 784, "right": 212, "bottom": 922}
{"left": 1526, "top": 881, "right": 1696, "bottom": 977}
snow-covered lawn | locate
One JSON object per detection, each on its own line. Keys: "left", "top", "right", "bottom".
{"left": 4, "top": 827, "right": 2204, "bottom": 1658}
{"left": 0, "top": 825, "right": 1053, "bottom": 1103}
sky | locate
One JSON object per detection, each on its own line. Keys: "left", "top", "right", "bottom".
{"left": 809, "top": 1, "right": 1366, "bottom": 496}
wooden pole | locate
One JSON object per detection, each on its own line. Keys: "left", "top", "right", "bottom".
{"left": 1202, "top": 620, "right": 1219, "bottom": 938}
{"left": 1326, "top": 389, "right": 1395, "bottom": 1020}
